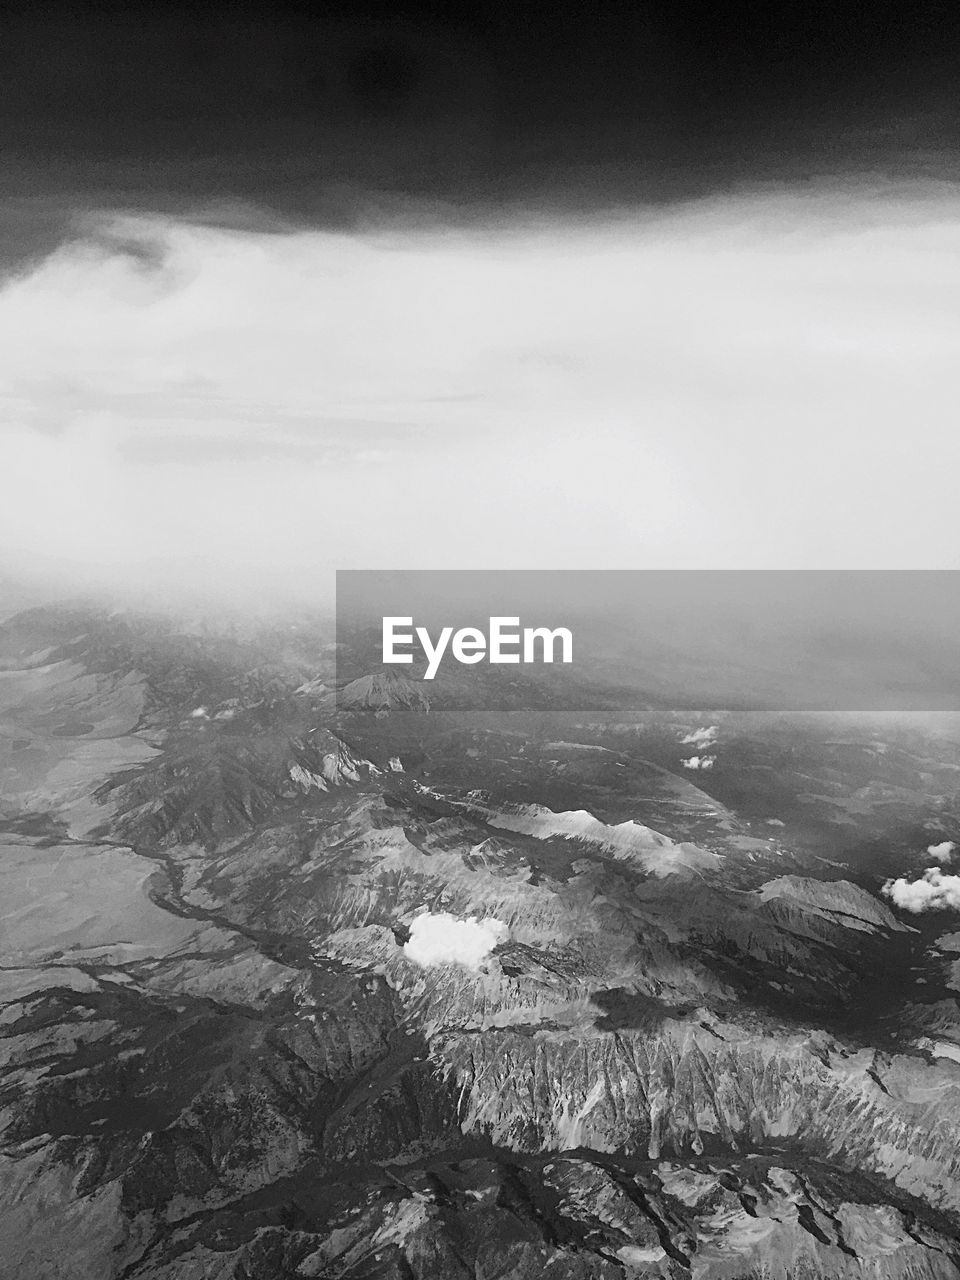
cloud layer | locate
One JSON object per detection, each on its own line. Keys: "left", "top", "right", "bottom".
{"left": 403, "top": 911, "right": 508, "bottom": 970}
{"left": 4, "top": 183, "right": 960, "bottom": 608}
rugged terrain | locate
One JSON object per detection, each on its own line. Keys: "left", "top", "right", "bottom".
{"left": 3, "top": 606, "right": 960, "bottom": 1277}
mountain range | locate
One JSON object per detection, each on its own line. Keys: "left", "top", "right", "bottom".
{"left": 3, "top": 606, "right": 960, "bottom": 1277}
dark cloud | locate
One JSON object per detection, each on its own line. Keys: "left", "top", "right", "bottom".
{"left": 2, "top": 0, "right": 960, "bottom": 226}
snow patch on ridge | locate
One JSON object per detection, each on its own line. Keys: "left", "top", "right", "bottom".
{"left": 463, "top": 801, "right": 723, "bottom": 878}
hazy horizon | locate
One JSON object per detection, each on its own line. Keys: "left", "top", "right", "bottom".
{"left": 3, "top": 179, "right": 960, "bottom": 614}
{"left": 4, "top": 1, "right": 960, "bottom": 613}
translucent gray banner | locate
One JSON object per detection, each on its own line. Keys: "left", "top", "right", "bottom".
{"left": 335, "top": 571, "right": 960, "bottom": 713}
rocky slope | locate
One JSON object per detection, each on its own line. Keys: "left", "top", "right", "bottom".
{"left": 2, "top": 608, "right": 960, "bottom": 1278}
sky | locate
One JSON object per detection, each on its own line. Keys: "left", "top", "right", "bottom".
{"left": 2, "top": 2, "right": 960, "bottom": 611}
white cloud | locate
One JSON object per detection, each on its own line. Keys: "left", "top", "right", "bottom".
{"left": 682, "top": 754, "right": 715, "bottom": 770}
{"left": 882, "top": 867, "right": 960, "bottom": 913}
{"left": 927, "top": 840, "right": 956, "bottom": 863}
{"left": 403, "top": 911, "right": 508, "bottom": 970}
{"left": 4, "top": 185, "right": 960, "bottom": 607}
{"left": 680, "top": 726, "right": 719, "bottom": 749}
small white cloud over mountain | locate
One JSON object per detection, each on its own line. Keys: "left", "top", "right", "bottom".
{"left": 680, "top": 726, "right": 719, "bottom": 749}
{"left": 403, "top": 912, "right": 508, "bottom": 970}
{"left": 883, "top": 867, "right": 960, "bottom": 913}
{"left": 683, "top": 754, "right": 716, "bottom": 770}
{"left": 927, "top": 840, "right": 956, "bottom": 863}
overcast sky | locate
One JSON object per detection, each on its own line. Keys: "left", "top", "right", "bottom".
{"left": 3, "top": 3, "right": 960, "bottom": 612}
{"left": 1, "top": 180, "right": 959, "bottom": 610}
